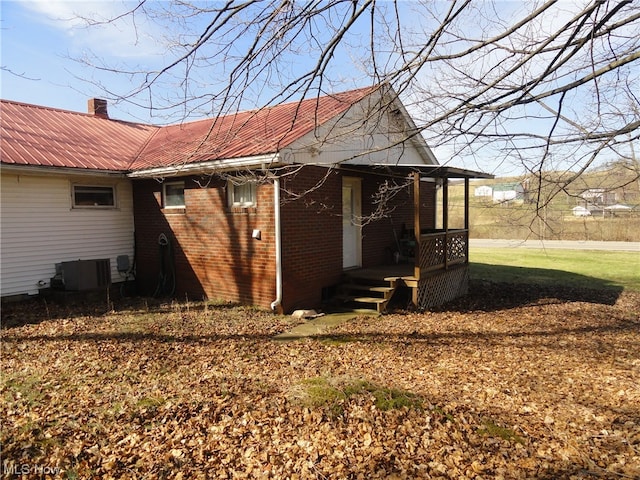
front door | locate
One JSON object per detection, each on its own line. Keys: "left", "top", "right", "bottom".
{"left": 342, "top": 177, "right": 362, "bottom": 269}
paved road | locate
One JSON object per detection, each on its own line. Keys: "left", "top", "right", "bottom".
{"left": 469, "top": 239, "right": 640, "bottom": 252}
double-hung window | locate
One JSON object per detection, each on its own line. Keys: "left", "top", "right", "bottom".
{"left": 163, "top": 181, "right": 185, "bottom": 208}
{"left": 228, "top": 180, "right": 257, "bottom": 208}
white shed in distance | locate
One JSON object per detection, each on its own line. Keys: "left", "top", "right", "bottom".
{"left": 474, "top": 185, "right": 493, "bottom": 197}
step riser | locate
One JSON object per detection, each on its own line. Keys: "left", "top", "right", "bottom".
{"left": 337, "top": 275, "right": 399, "bottom": 313}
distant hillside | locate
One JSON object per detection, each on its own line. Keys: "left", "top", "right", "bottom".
{"left": 443, "top": 161, "right": 639, "bottom": 241}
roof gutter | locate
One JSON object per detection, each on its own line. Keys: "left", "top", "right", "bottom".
{"left": 127, "top": 153, "right": 282, "bottom": 178}
{"left": 340, "top": 163, "right": 494, "bottom": 180}
{"left": 0, "top": 164, "right": 129, "bottom": 178}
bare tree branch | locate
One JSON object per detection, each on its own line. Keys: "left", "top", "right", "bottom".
{"left": 61, "top": 0, "right": 639, "bottom": 231}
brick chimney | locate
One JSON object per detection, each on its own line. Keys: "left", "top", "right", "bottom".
{"left": 88, "top": 98, "right": 109, "bottom": 119}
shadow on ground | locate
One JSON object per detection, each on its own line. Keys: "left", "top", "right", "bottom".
{"left": 0, "top": 289, "right": 242, "bottom": 329}
{"left": 436, "top": 263, "right": 625, "bottom": 313}
{"left": 1, "top": 264, "right": 628, "bottom": 328}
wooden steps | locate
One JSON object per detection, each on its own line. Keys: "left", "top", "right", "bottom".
{"left": 344, "top": 284, "right": 395, "bottom": 294}
{"left": 337, "top": 275, "right": 399, "bottom": 313}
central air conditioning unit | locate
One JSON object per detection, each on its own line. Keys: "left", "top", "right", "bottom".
{"left": 51, "top": 259, "right": 111, "bottom": 291}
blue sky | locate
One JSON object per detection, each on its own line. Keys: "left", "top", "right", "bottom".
{"left": 2, "top": 1, "right": 634, "bottom": 178}
{"left": 1, "top": 1, "right": 176, "bottom": 122}
{"left": 1, "top": 1, "right": 373, "bottom": 123}
{"left": 0, "top": 1, "right": 510, "bottom": 174}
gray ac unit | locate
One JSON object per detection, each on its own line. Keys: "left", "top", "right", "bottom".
{"left": 57, "top": 259, "right": 111, "bottom": 291}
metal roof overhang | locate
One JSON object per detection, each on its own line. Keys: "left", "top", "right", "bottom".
{"left": 2, "top": 160, "right": 492, "bottom": 181}
{"left": 0, "top": 163, "right": 129, "bottom": 178}
{"left": 341, "top": 163, "right": 494, "bottom": 180}
{"left": 127, "top": 153, "right": 282, "bottom": 178}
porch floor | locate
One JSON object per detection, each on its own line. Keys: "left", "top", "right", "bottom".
{"left": 343, "top": 263, "right": 417, "bottom": 283}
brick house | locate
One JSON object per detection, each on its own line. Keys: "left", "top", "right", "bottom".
{"left": 1, "top": 85, "right": 491, "bottom": 312}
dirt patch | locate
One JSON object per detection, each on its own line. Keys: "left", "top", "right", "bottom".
{"left": 2, "top": 284, "right": 639, "bottom": 479}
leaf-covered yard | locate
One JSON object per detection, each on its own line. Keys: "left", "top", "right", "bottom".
{"left": 2, "top": 283, "right": 639, "bottom": 479}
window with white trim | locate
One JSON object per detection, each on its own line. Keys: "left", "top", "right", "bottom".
{"left": 72, "top": 185, "right": 116, "bottom": 208}
{"left": 163, "top": 181, "right": 185, "bottom": 208}
{"left": 228, "top": 180, "right": 257, "bottom": 208}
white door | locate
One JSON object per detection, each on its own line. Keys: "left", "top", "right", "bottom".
{"left": 342, "top": 177, "right": 362, "bottom": 269}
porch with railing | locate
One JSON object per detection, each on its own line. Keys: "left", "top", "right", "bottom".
{"left": 339, "top": 166, "right": 491, "bottom": 311}
{"left": 408, "top": 169, "right": 474, "bottom": 309}
{"left": 340, "top": 229, "right": 470, "bottom": 311}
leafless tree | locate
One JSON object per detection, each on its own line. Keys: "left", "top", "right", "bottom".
{"left": 77, "top": 0, "right": 639, "bottom": 220}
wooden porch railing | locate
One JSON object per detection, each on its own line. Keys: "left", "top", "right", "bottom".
{"left": 411, "top": 229, "right": 470, "bottom": 309}
{"left": 416, "top": 229, "right": 469, "bottom": 274}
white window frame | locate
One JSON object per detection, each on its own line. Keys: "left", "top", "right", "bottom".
{"left": 72, "top": 184, "right": 116, "bottom": 208}
{"left": 228, "top": 180, "right": 257, "bottom": 208}
{"left": 163, "top": 181, "right": 185, "bottom": 209}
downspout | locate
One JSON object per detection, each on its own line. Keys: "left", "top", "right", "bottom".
{"left": 270, "top": 176, "right": 283, "bottom": 312}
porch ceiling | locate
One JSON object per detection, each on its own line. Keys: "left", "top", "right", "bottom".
{"left": 343, "top": 163, "right": 494, "bottom": 179}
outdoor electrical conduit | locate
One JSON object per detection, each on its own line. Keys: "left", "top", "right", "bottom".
{"left": 271, "top": 176, "right": 283, "bottom": 312}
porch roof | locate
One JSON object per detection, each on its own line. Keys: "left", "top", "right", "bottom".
{"left": 343, "top": 163, "right": 494, "bottom": 179}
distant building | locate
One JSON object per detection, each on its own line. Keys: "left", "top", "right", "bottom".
{"left": 580, "top": 188, "right": 617, "bottom": 205}
{"left": 474, "top": 185, "right": 492, "bottom": 197}
{"left": 492, "top": 182, "right": 524, "bottom": 203}
{"left": 572, "top": 206, "right": 591, "bottom": 217}
{"left": 604, "top": 204, "right": 633, "bottom": 216}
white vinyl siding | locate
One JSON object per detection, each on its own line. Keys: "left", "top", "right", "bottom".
{"left": 0, "top": 172, "right": 135, "bottom": 297}
{"left": 282, "top": 90, "right": 437, "bottom": 167}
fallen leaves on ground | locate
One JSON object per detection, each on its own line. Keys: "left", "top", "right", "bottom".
{"left": 1, "top": 285, "right": 639, "bottom": 479}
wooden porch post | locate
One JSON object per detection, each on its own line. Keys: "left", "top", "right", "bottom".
{"left": 464, "top": 177, "right": 469, "bottom": 263}
{"left": 413, "top": 172, "right": 420, "bottom": 305}
{"left": 442, "top": 177, "right": 449, "bottom": 269}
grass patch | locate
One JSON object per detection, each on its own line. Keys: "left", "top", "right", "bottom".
{"left": 296, "top": 377, "right": 423, "bottom": 415}
{"left": 135, "top": 396, "right": 165, "bottom": 412}
{"left": 477, "top": 419, "right": 525, "bottom": 444}
{"left": 114, "top": 313, "right": 164, "bottom": 335}
{"left": 301, "top": 377, "right": 349, "bottom": 407}
{"left": 2, "top": 374, "right": 44, "bottom": 406}
{"left": 320, "top": 335, "right": 359, "bottom": 345}
{"left": 470, "top": 248, "right": 639, "bottom": 291}
{"left": 107, "top": 401, "right": 125, "bottom": 417}
{"left": 369, "top": 385, "right": 423, "bottom": 411}
{"left": 431, "top": 406, "right": 456, "bottom": 423}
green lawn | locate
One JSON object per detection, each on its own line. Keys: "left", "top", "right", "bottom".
{"left": 469, "top": 248, "right": 640, "bottom": 291}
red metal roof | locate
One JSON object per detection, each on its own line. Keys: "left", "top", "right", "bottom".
{"left": 1, "top": 86, "right": 378, "bottom": 173}
{"left": 0, "top": 100, "right": 157, "bottom": 171}
{"left": 131, "top": 86, "right": 377, "bottom": 171}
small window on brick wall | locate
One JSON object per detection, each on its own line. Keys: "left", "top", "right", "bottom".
{"left": 228, "top": 180, "right": 257, "bottom": 208}
{"left": 72, "top": 185, "right": 116, "bottom": 208}
{"left": 163, "top": 181, "right": 185, "bottom": 208}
